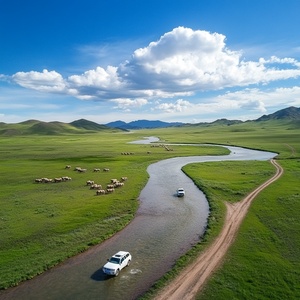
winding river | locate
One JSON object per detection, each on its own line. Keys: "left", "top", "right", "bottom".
{"left": 0, "top": 139, "right": 277, "bottom": 300}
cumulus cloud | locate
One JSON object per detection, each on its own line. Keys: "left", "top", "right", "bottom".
{"left": 111, "top": 98, "right": 148, "bottom": 111}
{"left": 12, "top": 69, "right": 66, "bottom": 93}
{"left": 214, "top": 86, "right": 300, "bottom": 114}
{"left": 150, "top": 86, "right": 300, "bottom": 121}
{"left": 6, "top": 26, "right": 300, "bottom": 107}
{"left": 156, "top": 99, "right": 192, "bottom": 113}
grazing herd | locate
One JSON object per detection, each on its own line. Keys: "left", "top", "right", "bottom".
{"left": 34, "top": 165, "right": 127, "bottom": 197}
{"left": 34, "top": 176, "right": 72, "bottom": 183}
{"left": 121, "top": 152, "right": 134, "bottom": 155}
{"left": 86, "top": 176, "right": 127, "bottom": 196}
{"left": 150, "top": 144, "right": 173, "bottom": 151}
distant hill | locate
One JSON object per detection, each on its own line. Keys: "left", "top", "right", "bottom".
{"left": 27, "top": 121, "right": 76, "bottom": 135}
{"left": 106, "top": 119, "right": 183, "bottom": 129}
{"left": 256, "top": 106, "right": 300, "bottom": 121}
{"left": 70, "top": 119, "right": 110, "bottom": 131}
{"left": 19, "top": 119, "right": 41, "bottom": 125}
{"left": 0, "top": 106, "right": 299, "bottom": 135}
{"left": 210, "top": 118, "right": 243, "bottom": 126}
{"left": 0, "top": 119, "right": 117, "bottom": 136}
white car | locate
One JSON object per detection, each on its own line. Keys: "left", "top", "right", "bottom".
{"left": 177, "top": 188, "right": 185, "bottom": 197}
{"left": 103, "top": 251, "right": 132, "bottom": 276}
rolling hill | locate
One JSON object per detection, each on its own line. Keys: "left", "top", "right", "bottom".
{"left": 0, "top": 119, "right": 115, "bottom": 136}
{"left": 0, "top": 106, "right": 299, "bottom": 135}
{"left": 105, "top": 119, "right": 183, "bottom": 129}
{"left": 256, "top": 106, "right": 300, "bottom": 121}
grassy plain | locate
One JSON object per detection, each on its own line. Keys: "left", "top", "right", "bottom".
{"left": 0, "top": 131, "right": 226, "bottom": 289}
{"left": 197, "top": 159, "right": 300, "bottom": 300}
{"left": 1, "top": 119, "right": 299, "bottom": 299}
{"left": 139, "top": 120, "right": 300, "bottom": 300}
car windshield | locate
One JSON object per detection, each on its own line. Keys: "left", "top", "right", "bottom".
{"left": 109, "top": 257, "right": 121, "bottom": 264}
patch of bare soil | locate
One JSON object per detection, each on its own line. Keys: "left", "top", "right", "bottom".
{"left": 154, "top": 159, "right": 283, "bottom": 300}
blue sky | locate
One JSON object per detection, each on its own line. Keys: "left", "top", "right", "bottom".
{"left": 1, "top": 0, "right": 300, "bottom": 124}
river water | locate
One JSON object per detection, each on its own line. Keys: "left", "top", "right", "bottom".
{"left": 0, "top": 138, "right": 277, "bottom": 300}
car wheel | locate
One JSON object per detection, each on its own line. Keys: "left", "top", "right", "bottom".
{"left": 127, "top": 259, "right": 131, "bottom": 267}
{"left": 115, "top": 269, "right": 120, "bottom": 276}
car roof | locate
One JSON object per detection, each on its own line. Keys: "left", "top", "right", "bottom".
{"left": 113, "top": 251, "right": 129, "bottom": 257}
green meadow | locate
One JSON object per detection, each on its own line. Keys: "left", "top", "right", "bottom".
{"left": 0, "top": 130, "right": 225, "bottom": 289}
{"left": 138, "top": 120, "right": 300, "bottom": 300}
{"left": 196, "top": 159, "right": 300, "bottom": 300}
{"left": 1, "top": 119, "right": 300, "bottom": 300}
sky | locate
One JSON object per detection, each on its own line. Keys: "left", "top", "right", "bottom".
{"left": 1, "top": 0, "right": 300, "bottom": 124}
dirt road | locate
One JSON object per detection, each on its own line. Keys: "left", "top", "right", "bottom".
{"left": 155, "top": 159, "right": 283, "bottom": 300}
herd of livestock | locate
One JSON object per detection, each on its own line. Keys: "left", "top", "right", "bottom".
{"left": 34, "top": 165, "right": 127, "bottom": 196}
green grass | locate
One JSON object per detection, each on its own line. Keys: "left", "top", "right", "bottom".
{"left": 139, "top": 121, "right": 300, "bottom": 300}
{"left": 137, "top": 119, "right": 300, "bottom": 159}
{"left": 198, "top": 159, "right": 300, "bottom": 300}
{"left": 141, "top": 160, "right": 279, "bottom": 299}
{"left": 1, "top": 120, "right": 299, "bottom": 298}
{"left": 0, "top": 132, "right": 226, "bottom": 289}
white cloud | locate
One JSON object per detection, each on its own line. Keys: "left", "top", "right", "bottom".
{"left": 260, "top": 56, "right": 300, "bottom": 67}
{"left": 150, "top": 86, "right": 300, "bottom": 122}
{"left": 218, "top": 86, "right": 300, "bottom": 109}
{"left": 68, "top": 66, "right": 124, "bottom": 90}
{"left": 6, "top": 26, "right": 300, "bottom": 110}
{"left": 111, "top": 98, "right": 148, "bottom": 111}
{"left": 119, "top": 27, "right": 300, "bottom": 92}
{"left": 12, "top": 69, "right": 66, "bottom": 93}
{"left": 156, "top": 99, "right": 192, "bottom": 113}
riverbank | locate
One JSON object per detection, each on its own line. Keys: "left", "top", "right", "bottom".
{"left": 153, "top": 159, "right": 283, "bottom": 300}
{"left": 0, "top": 140, "right": 276, "bottom": 299}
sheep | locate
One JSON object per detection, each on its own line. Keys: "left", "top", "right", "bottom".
{"left": 42, "top": 178, "right": 53, "bottom": 183}
{"left": 103, "top": 168, "right": 110, "bottom": 172}
{"left": 35, "top": 178, "right": 43, "bottom": 183}
{"left": 90, "top": 184, "right": 102, "bottom": 190}
{"left": 65, "top": 165, "right": 71, "bottom": 169}
{"left": 106, "top": 188, "right": 114, "bottom": 193}
{"left": 114, "top": 182, "right": 124, "bottom": 188}
{"left": 96, "top": 189, "right": 106, "bottom": 195}
{"left": 54, "top": 177, "right": 63, "bottom": 183}
{"left": 86, "top": 180, "right": 95, "bottom": 186}
{"left": 62, "top": 176, "right": 72, "bottom": 181}
{"left": 107, "top": 184, "right": 114, "bottom": 189}
{"left": 121, "top": 177, "right": 128, "bottom": 182}
{"left": 93, "top": 168, "right": 101, "bottom": 172}
{"left": 110, "top": 178, "right": 118, "bottom": 184}
{"left": 78, "top": 168, "right": 87, "bottom": 173}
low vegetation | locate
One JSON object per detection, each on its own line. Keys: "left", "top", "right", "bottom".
{"left": 139, "top": 120, "right": 300, "bottom": 299}
{"left": 197, "top": 159, "right": 300, "bottom": 300}
{"left": 0, "top": 118, "right": 299, "bottom": 299}
{"left": 0, "top": 131, "right": 225, "bottom": 289}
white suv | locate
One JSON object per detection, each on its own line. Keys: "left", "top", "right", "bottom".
{"left": 103, "top": 251, "right": 132, "bottom": 276}
{"left": 177, "top": 188, "right": 185, "bottom": 197}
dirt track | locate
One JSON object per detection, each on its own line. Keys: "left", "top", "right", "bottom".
{"left": 155, "top": 159, "right": 283, "bottom": 300}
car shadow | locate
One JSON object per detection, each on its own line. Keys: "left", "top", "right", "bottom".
{"left": 91, "top": 268, "right": 111, "bottom": 281}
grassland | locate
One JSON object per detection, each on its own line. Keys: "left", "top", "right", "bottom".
{"left": 0, "top": 131, "right": 226, "bottom": 289}
{"left": 1, "top": 119, "right": 299, "bottom": 299}
{"left": 197, "top": 159, "right": 300, "bottom": 300}
{"left": 139, "top": 120, "right": 300, "bottom": 300}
